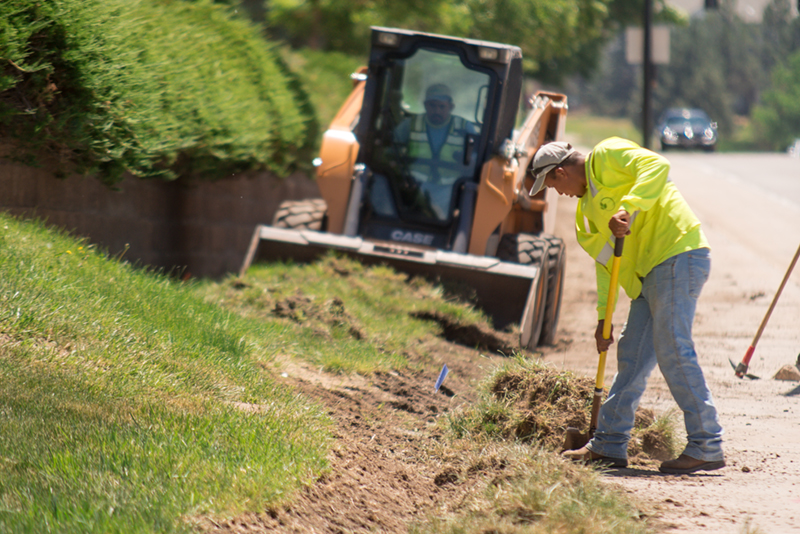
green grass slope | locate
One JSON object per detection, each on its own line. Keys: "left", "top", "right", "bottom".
{"left": 0, "top": 0, "right": 316, "bottom": 184}
{"left": 0, "top": 211, "right": 491, "bottom": 532}
{"left": 1, "top": 212, "right": 655, "bottom": 533}
{"left": 0, "top": 213, "right": 331, "bottom": 533}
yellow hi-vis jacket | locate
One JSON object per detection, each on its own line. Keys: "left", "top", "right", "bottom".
{"left": 407, "top": 115, "right": 469, "bottom": 183}
{"left": 576, "top": 137, "right": 710, "bottom": 319}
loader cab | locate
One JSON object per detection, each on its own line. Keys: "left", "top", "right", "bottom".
{"left": 354, "top": 28, "right": 523, "bottom": 251}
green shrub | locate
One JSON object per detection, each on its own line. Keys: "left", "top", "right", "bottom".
{"left": 0, "top": 0, "right": 316, "bottom": 184}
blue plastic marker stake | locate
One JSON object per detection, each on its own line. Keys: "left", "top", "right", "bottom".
{"left": 435, "top": 364, "right": 449, "bottom": 392}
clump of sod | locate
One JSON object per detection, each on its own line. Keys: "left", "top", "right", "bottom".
{"left": 411, "top": 442, "right": 652, "bottom": 534}
{"left": 448, "top": 356, "right": 678, "bottom": 462}
{"left": 628, "top": 407, "right": 680, "bottom": 463}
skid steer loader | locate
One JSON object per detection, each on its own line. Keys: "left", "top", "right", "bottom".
{"left": 241, "top": 27, "right": 569, "bottom": 349}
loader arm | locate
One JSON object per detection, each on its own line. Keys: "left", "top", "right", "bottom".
{"left": 315, "top": 68, "right": 368, "bottom": 234}
{"left": 468, "top": 92, "right": 568, "bottom": 256}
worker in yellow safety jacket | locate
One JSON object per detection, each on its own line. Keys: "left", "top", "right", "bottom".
{"left": 530, "top": 137, "right": 725, "bottom": 475}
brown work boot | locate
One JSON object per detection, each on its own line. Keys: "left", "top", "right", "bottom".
{"left": 562, "top": 446, "right": 628, "bottom": 468}
{"left": 659, "top": 454, "right": 725, "bottom": 475}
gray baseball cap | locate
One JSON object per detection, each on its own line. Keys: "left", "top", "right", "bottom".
{"left": 424, "top": 83, "right": 452, "bottom": 102}
{"left": 529, "top": 142, "right": 575, "bottom": 195}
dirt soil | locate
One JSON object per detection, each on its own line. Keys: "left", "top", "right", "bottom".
{"left": 199, "top": 161, "right": 800, "bottom": 534}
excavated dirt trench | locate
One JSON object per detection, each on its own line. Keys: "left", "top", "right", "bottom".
{"left": 196, "top": 286, "right": 674, "bottom": 533}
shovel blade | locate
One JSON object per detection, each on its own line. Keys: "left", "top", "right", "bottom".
{"left": 729, "top": 358, "right": 760, "bottom": 380}
{"left": 562, "top": 426, "right": 589, "bottom": 452}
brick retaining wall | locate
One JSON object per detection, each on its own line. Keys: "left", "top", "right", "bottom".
{"left": 1, "top": 146, "right": 320, "bottom": 278}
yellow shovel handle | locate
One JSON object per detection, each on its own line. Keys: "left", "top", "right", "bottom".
{"left": 595, "top": 237, "right": 625, "bottom": 390}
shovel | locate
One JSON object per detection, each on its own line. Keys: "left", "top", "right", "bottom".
{"left": 563, "top": 236, "right": 624, "bottom": 451}
{"left": 733, "top": 242, "right": 800, "bottom": 380}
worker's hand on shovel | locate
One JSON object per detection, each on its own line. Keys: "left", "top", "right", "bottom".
{"left": 609, "top": 209, "right": 631, "bottom": 237}
{"left": 595, "top": 320, "right": 614, "bottom": 353}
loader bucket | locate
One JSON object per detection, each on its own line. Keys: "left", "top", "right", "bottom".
{"left": 240, "top": 225, "right": 545, "bottom": 349}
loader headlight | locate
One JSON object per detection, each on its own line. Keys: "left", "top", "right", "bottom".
{"left": 478, "top": 46, "right": 509, "bottom": 63}
{"left": 375, "top": 31, "right": 401, "bottom": 47}
{"left": 478, "top": 47, "right": 498, "bottom": 61}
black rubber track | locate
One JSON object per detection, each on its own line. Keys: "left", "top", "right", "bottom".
{"left": 496, "top": 233, "right": 548, "bottom": 267}
{"left": 537, "top": 234, "right": 566, "bottom": 346}
{"left": 496, "top": 233, "right": 549, "bottom": 349}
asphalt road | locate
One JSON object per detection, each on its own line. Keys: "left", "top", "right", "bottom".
{"left": 666, "top": 151, "right": 800, "bottom": 267}
{"left": 668, "top": 151, "right": 800, "bottom": 207}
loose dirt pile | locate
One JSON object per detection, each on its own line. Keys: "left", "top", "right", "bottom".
{"left": 468, "top": 361, "right": 676, "bottom": 461}
{"left": 490, "top": 364, "right": 594, "bottom": 448}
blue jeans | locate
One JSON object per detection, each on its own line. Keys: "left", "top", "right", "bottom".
{"left": 587, "top": 248, "right": 724, "bottom": 462}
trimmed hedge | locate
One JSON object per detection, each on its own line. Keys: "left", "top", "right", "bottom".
{"left": 0, "top": 0, "right": 317, "bottom": 184}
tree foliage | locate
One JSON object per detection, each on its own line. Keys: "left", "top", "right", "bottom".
{"left": 761, "top": 0, "right": 800, "bottom": 70}
{"left": 752, "top": 50, "right": 800, "bottom": 150}
{"left": 264, "top": 0, "right": 683, "bottom": 82}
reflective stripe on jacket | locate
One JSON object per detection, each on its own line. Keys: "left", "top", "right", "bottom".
{"left": 407, "top": 115, "right": 468, "bottom": 183}
{"left": 576, "top": 137, "right": 710, "bottom": 319}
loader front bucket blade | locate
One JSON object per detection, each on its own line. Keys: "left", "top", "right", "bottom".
{"left": 241, "top": 225, "right": 544, "bottom": 348}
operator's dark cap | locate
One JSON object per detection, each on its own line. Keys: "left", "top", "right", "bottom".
{"left": 529, "top": 141, "right": 575, "bottom": 195}
{"left": 424, "top": 83, "right": 452, "bottom": 103}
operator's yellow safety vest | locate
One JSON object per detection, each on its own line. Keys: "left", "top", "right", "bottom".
{"left": 576, "top": 137, "right": 710, "bottom": 319}
{"left": 407, "top": 115, "right": 469, "bottom": 183}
